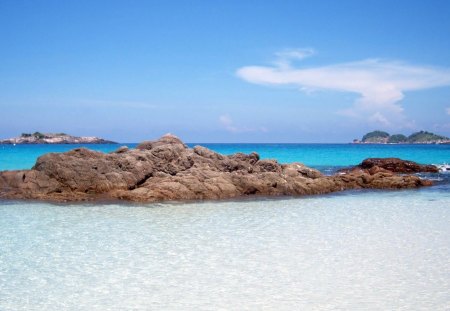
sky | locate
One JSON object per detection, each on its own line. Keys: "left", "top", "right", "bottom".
{"left": 1, "top": 0, "right": 450, "bottom": 143}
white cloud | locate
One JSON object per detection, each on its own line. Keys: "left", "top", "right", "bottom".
{"left": 368, "top": 112, "right": 390, "bottom": 127}
{"left": 275, "top": 48, "right": 315, "bottom": 61}
{"left": 219, "top": 114, "right": 239, "bottom": 133}
{"left": 219, "top": 114, "right": 268, "bottom": 133}
{"left": 447, "top": 107, "right": 450, "bottom": 115}
{"left": 237, "top": 50, "right": 450, "bottom": 128}
{"left": 274, "top": 48, "right": 315, "bottom": 69}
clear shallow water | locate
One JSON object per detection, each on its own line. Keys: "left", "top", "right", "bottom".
{"left": 1, "top": 144, "right": 449, "bottom": 310}
{"left": 1, "top": 191, "right": 449, "bottom": 310}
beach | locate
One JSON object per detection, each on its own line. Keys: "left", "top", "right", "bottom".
{"left": 2, "top": 0, "right": 450, "bottom": 309}
{"left": 0, "top": 143, "right": 449, "bottom": 310}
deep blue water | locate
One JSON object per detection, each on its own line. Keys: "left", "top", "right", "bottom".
{"left": 1, "top": 143, "right": 449, "bottom": 171}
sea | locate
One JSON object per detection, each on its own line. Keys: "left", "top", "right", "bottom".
{"left": 1, "top": 143, "right": 449, "bottom": 310}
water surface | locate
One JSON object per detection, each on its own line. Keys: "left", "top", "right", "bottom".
{"left": 1, "top": 191, "right": 449, "bottom": 310}
{"left": 0, "top": 144, "right": 449, "bottom": 310}
{"left": 1, "top": 143, "right": 449, "bottom": 170}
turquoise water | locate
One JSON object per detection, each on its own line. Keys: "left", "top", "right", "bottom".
{"left": 1, "top": 143, "right": 449, "bottom": 170}
{"left": 1, "top": 144, "right": 449, "bottom": 310}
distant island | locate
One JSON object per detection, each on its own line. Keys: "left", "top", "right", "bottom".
{"left": 353, "top": 130, "right": 450, "bottom": 144}
{"left": 0, "top": 132, "right": 117, "bottom": 144}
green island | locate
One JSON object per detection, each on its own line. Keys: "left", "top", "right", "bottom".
{"left": 354, "top": 130, "right": 450, "bottom": 144}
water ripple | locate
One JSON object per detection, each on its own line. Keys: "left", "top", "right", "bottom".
{"left": 0, "top": 191, "right": 449, "bottom": 310}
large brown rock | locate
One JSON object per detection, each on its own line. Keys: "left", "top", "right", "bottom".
{"left": 0, "top": 134, "right": 434, "bottom": 202}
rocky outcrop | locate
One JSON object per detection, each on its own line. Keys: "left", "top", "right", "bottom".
{"left": 0, "top": 134, "right": 434, "bottom": 203}
{"left": 359, "top": 158, "right": 439, "bottom": 173}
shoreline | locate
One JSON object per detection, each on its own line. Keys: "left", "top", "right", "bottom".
{"left": 0, "top": 184, "right": 439, "bottom": 207}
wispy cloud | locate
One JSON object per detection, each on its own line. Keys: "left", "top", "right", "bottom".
{"left": 77, "top": 99, "right": 158, "bottom": 109}
{"left": 433, "top": 122, "right": 450, "bottom": 132}
{"left": 237, "top": 49, "right": 450, "bottom": 128}
{"left": 447, "top": 107, "right": 450, "bottom": 115}
{"left": 368, "top": 112, "right": 390, "bottom": 127}
{"left": 219, "top": 114, "right": 239, "bottom": 133}
{"left": 274, "top": 48, "right": 315, "bottom": 69}
{"left": 219, "top": 114, "right": 268, "bottom": 133}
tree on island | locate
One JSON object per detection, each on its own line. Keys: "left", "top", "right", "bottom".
{"left": 387, "top": 134, "right": 407, "bottom": 143}
{"left": 359, "top": 130, "right": 449, "bottom": 144}
{"left": 21, "top": 132, "right": 45, "bottom": 138}
{"left": 407, "top": 131, "right": 448, "bottom": 143}
{"left": 362, "top": 130, "right": 390, "bottom": 143}
{"left": 32, "top": 132, "right": 46, "bottom": 139}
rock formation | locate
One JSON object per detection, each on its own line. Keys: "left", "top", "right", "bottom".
{"left": 0, "top": 134, "right": 436, "bottom": 203}
{"left": 358, "top": 158, "right": 439, "bottom": 173}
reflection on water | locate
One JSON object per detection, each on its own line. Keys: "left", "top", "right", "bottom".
{"left": 1, "top": 190, "right": 449, "bottom": 310}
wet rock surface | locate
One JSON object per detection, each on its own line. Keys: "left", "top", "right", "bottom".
{"left": 0, "top": 134, "right": 435, "bottom": 202}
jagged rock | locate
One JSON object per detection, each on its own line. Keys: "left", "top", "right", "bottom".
{"left": 0, "top": 134, "right": 434, "bottom": 202}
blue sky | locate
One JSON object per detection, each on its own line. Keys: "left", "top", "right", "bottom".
{"left": 1, "top": 0, "right": 450, "bottom": 142}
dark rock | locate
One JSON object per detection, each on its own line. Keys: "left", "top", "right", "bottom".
{"left": 360, "top": 158, "right": 439, "bottom": 173}
{"left": 0, "top": 135, "right": 435, "bottom": 203}
{"left": 113, "top": 146, "right": 129, "bottom": 154}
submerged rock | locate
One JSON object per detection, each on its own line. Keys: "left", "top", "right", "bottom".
{"left": 0, "top": 134, "right": 435, "bottom": 202}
